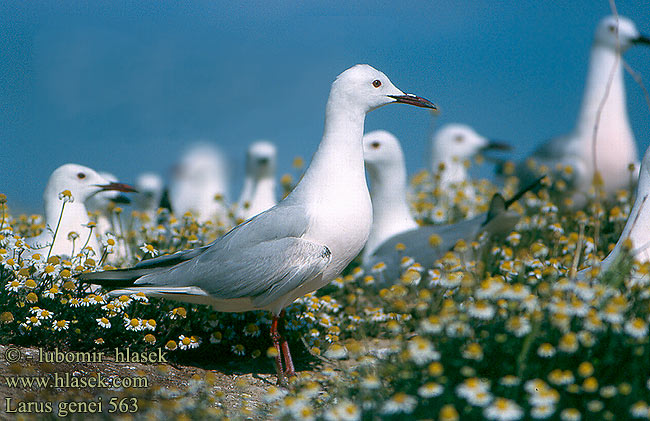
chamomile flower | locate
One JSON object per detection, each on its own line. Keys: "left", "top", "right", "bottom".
{"left": 468, "top": 301, "right": 496, "bottom": 320}
{"left": 624, "top": 318, "right": 648, "bottom": 339}
{"left": 484, "top": 398, "right": 523, "bottom": 421}
{"left": 96, "top": 317, "right": 111, "bottom": 328}
{"left": 381, "top": 393, "right": 417, "bottom": 415}
{"left": 178, "top": 335, "right": 200, "bottom": 350}
{"left": 52, "top": 319, "right": 70, "bottom": 331}
{"left": 139, "top": 243, "right": 159, "bottom": 257}
{"left": 324, "top": 400, "right": 360, "bottom": 421}
{"left": 407, "top": 336, "right": 439, "bottom": 365}
{"left": 418, "top": 382, "right": 444, "bottom": 398}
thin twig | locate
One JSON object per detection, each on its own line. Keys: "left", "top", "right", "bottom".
{"left": 591, "top": 5, "right": 620, "bottom": 187}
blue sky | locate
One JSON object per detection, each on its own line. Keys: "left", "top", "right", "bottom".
{"left": 2, "top": 1, "right": 650, "bottom": 213}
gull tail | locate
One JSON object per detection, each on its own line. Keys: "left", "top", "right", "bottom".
{"left": 77, "top": 267, "right": 156, "bottom": 288}
{"left": 504, "top": 175, "right": 546, "bottom": 208}
{"left": 482, "top": 175, "right": 545, "bottom": 233}
{"left": 77, "top": 245, "right": 210, "bottom": 288}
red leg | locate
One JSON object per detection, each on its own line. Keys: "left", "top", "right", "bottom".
{"left": 270, "top": 314, "right": 285, "bottom": 385}
{"left": 278, "top": 310, "right": 296, "bottom": 378}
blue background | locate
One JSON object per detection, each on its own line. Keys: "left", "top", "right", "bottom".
{"left": 2, "top": 1, "right": 650, "bottom": 213}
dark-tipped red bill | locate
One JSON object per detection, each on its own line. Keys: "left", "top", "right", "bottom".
{"left": 481, "top": 141, "right": 512, "bottom": 152}
{"left": 633, "top": 34, "right": 650, "bottom": 46}
{"left": 388, "top": 93, "right": 437, "bottom": 110}
{"left": 97, "top": 182, "right": 138, "bottom": 193}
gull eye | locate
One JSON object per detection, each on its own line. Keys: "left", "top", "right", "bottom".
{"left": 371, "top": 141, "right": 381, "bottom": 149}
{"left": 372, "top": 79, "right": 382, "bottom": 88}
{"left": 454, "top": 135, "right": 464, "bottom": 143}
{"left": 77, "top": 172, "right": 86, "bottom": 179}
{"left": 608, "top": 24, "right": 616, "bottom": 33}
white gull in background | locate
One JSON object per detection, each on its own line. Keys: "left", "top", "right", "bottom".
{"left": 26, "top": 164, "right": 135, "bottom": 259}
{"left": 514, "top": 15, "right": 649, "bottom": 201}
{"left": 133, "top": 172, "right": 165, "bottom": 224}
{"left": 237, "top": 140, "right": 278, "bottom": 221}
{"left": 430, "top": 123, "right": 509, "bottom": 198}
{"left": 362, "top": 130, "right": 419, "bottom": 261}
{"left": 362, "top": 130, "right": 536, "bottom": 285}
{"left": 168, "top": 142, "right": 230, "bottom": 224}
{"left": 79, "top": 64, "right": 436, "bottom": 383}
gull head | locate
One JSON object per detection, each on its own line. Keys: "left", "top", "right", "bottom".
{"left": 247, "top": 140, "right": 277, "bottom": 178}
{"left": 363, "top": 130, "right": 405, "bottom": 171}
{"left": 173, "top": 142, "right": 228, "bottom": 185}
{"left": 134, "top": 172, "right": 164, "bottom": 211}
{"left": 44, "top": 164, "right": 136, "bottom": 204}
{"left": 330, "top": 64, "right": 436, "bottom": 113}
{"left": 431, "top": 124, "right": 510, "bottom": 161}
{"left": 594, "top": 15, "right": 650, "bottom": 51}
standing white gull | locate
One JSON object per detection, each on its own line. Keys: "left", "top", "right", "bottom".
{"left": 168, "top": 142, "right": 230, "bottom": 224}
{"left": 78, "top": 64, "right": 436, "bottom": 383}
{"left": 513, "top": 15, "right": 649, "bottom": 201}
{"left": 26, "top": 164, "right": 135, "bottom": 259}
{"left": 362, "top": 130, "right": 536, "bottom": 285}
{"left": 133, "top": 172, "right": 165, "bottom": 224}
{"left": 237, "top": 140, "right": 278, "bottom": 221}
{"left": 430, "top": 123, "right": 509, "bottom": 197}
{"left": 362, "top": 130, "right": 419, "bottom": 262}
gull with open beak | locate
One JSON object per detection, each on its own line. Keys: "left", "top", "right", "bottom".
{"left": 79, "top": 64, "right": 436, "bottom": 384}
{"left": 26, "top": 164, "right": 136, "bottom": 259}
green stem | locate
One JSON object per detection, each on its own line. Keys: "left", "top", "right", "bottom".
{"left": 0, "top": 203, "right": 6, "bottom": 231}
{"left": 516, "top": 317, "right": 541, "bottom": 378}
{"left": 98, "top": 249, "right": 109, "bottom": 267}
{"left": 46, "top": 201, "right": 67, "bottom": 261}
{"left": 80, "top": 226, "right": 95, "bottom": 257}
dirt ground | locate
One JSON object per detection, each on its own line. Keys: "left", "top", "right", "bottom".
{"left": 0, "top": 343, "right": 278, "bottom": 420}
{"left": 0, "top": 339, "right": 392, "bottom": 419}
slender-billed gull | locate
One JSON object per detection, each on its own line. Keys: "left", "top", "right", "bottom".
{"left": 430, "top": 123, "right": 509, "bottom": 196}
{"left": 237, "top": 140, "right": 278, "bottom": 221}
{"left": 133, "top": 172, "right": 165, "bottom": 224}
{"left": 513, "top": 15, "right": 649, "bottom": 202}
{"left": 362, "top": 130, "right": 539, "bottom": 285}
{"left": 362, "top": 130, "right": 419, "bottom": 261}
{"left": 26, "top": 164, "right": 135, "bottom": 259}
{"left": 168, "top": 142, "right": 230, "bottom": 224}
{"left": 79, "top": 64, "right": 436, "bottom": 383}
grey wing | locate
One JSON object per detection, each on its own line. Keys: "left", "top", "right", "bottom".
{"left": 133, "top": 246, "right": 211, "bottom": 269}
{"left": 136, "top": 236, "right": 331, "bottom": 308}
{"left": 517, "top": 135, "right": 585, "bottom": 187}
{"left": 209, "top": 202, "right": 309, "bottom": 249}
{"left": 79, "top": 203, "right": 310, "bottom": 286}
{"left": 365, "top": 215, "right": 487, "bottom": 284}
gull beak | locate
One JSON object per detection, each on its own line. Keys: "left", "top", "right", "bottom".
{"left": 97, "top": 182, "right": 138, "bottom": 193}
{"left": 633, "top": 34, "right": 650, "bottom": 46}
{"left": 388, "top": 93, "right": 437, "bottom": 110}
{"left": 110, "top": 194, "right": 132, "bottom": 204}
{"left": 481, "top": 141, "right": 512, "bottom": 152}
